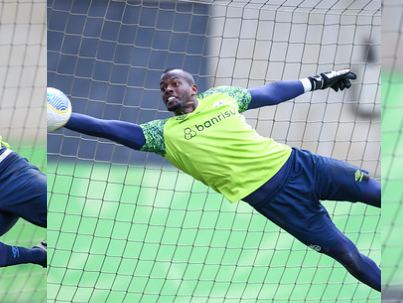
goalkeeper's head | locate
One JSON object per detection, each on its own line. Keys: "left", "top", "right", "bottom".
{"left": 160, "top": 68, "right": 198, "bottom": 116}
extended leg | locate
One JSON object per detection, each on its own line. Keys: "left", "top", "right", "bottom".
{"left": 324, "top": 229, "right": 380, "bottom": 291}
{"left": 244, "top": 149, "right": 380, "bottom": 291}
{"left": 1, "top": 162, "right": 47, "bottom": 228}
{"left": 0, "top": 241, "right": 46, "bottom": 268}
{"left": 311, "top": 153, "right": 380, "bottom": 289}
{"left": 362, "top": 177, "right": 380, "bottom": 208}
{"left": 0, "top": 154, "right": 47, "bottom": 268}
{"left": 315, "top": 154, "right": 380, "bottom": 208}
{"left": 0, "top": 212, "right": 47, "bottom": 268}
{"left": 0, "top": 211, "right": 19, "bottom": 236}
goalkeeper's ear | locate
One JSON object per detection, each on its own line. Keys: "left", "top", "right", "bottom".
{"left": 301, "top": 69, "right": 357, "bottom": 92}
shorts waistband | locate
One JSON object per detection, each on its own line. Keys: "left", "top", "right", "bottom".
{"left": 244, "top": 149, "right": 296, "bottom": 207}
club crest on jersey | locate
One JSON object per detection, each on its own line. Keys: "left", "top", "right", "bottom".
{"left": 176, "top": 114, "right": 188, "bottom": 120}
{"left": 176, "top": 114, "right": 189, "bottom": 124}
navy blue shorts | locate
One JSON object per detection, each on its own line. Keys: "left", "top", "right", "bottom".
{"left": 0, "top": 148, "right": 47, "bottom": 236}
{"left": 243, "top": 148, "right": 370, "bottom": 254}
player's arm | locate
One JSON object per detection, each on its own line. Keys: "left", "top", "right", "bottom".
{"left": 65, "top": 113, "right": 146, "bottom": 150}
{"left": 247, "top": 69, "right": 356, "bottom": 110}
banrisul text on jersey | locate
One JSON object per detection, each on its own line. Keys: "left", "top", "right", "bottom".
{"left": 140, "top": 86, "right": 291, "bottom": 202}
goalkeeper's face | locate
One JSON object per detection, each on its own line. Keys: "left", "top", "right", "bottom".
{"left": 160, "top": 69, "right": 198, "bottom": 115}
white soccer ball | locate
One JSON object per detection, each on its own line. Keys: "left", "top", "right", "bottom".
{"left": 47, "top": 87, "right": 72, "bottom": 132}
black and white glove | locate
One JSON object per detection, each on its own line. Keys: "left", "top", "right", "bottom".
{"left": 308, "top": 69, "right": 357, "bottom": 92}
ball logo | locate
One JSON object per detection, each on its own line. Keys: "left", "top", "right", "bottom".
{"left": 184, "top": 128, "right": 197, "bottom": 140}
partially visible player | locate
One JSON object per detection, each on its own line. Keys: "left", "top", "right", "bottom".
{"left": 0, "top": 136, "right": 47, "bottom": 268}
{"left": 53, "top": 68, "right": 380, "bottom": 291}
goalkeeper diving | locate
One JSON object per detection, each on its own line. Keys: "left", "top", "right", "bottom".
{"left": 49, "top": 68, "right": 380, "bottom": 291}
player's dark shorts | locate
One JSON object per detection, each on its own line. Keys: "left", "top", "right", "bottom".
{"left": 243, "top": 148, "right": 369, "bottom": 254}
{"left": 0, "top": 148, "right": 47, "bottom": 236}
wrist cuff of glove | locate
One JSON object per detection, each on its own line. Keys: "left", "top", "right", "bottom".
{"left": 300, "top": 78, "right": 313, "bottom": 93}
{"left": 308, "top": 74, "right": 325, "bottom": 91}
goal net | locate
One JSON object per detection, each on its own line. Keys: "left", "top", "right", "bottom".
{"left": 0, "top": 0, "right": 47, "bottom": 302}
{"left": 382, "top": 0, "right": 403, "bottom": 301}
{"left": 47, "top": 0, "right": 381, "bottom": 302}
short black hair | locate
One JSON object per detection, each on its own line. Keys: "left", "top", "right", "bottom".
{"left": 161, "top": 68, "right": 195, "bottom": 85}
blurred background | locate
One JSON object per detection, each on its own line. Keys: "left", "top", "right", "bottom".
{"left": 381, "top": 0, "right": 403, "bottom": 301}
{"left": 0, "top": 0, "right": 47, "bottom": 302}
{"left": 47, "top": 1, "right": 381, "bottom": 302}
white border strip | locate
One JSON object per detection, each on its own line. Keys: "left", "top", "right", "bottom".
{"left": 0, "top": 148, "right": 13, "bottom": 164}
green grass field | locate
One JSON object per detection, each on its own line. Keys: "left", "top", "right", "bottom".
{"left": 0, "top": 146, "right": 47, "bottom": 303}
{"left": 382, "top": 72, "right": 403, "bottom": 294}
{"left": 48, "top": 159, "right": 380, "bottom": 302}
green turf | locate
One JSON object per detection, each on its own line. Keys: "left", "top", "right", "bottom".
{"left": 0, "top": 146, "right": 47, "bottom": 303}
{"left": 48, "top": 160, "right": 380, "bottom": 303}
{"left": 382, "top": 71, "right": 403, "bottom": 291}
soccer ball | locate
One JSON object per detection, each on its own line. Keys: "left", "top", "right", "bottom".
{"left": 47, "top": 87, "right": 72, "bottom": 132}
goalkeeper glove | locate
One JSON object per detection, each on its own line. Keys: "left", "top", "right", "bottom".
{"left": 308, "top": 69, "right": 356, "bottom": 92}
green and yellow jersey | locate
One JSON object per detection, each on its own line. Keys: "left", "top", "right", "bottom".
{"left": 140, "top": 87, "right": 291, "bottom": 202}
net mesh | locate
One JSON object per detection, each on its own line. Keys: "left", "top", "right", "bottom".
{"left": 0, "top": 0, "right": 47, "bottom": 302}
{"left": 381, "top": 0, "right": 403, "bottom": 301}
{"left": 47, "top": 0, "right": 381, "bottom": 302}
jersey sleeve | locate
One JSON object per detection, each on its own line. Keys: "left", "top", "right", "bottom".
{"left": 202, "top": 86, "right": 252, "bottom": 113}
{"left": 139, "top": 118, "right": 168, "bottom": 157}
{"left": 231, "top": 87, "right": 252, "bottom": 113}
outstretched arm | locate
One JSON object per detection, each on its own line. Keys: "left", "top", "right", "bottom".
{"left": 65, "top": 113, "right": 146, "bottom": 150}
{"left": 247, "top": 69, "right": 356, "bottom": 110}
{"left": 248, "top": 80, "right": 305, "bottom": 109}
